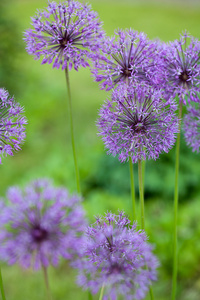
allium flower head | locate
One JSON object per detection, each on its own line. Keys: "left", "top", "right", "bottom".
{"left": 75, "top": 212, "right": 158, "bottom": 300}
{"left": 0, "top": 88, "right": 27, "bottom": 164}
{"left": 183, "top": 103, "right": 200, "bottom": 152}
{"left": 91, "top": 29, "right": 158, "bottom": 90}
{"left": 97, "top": 84, "right": 179, "bottom": 163}
{"left": 24, "top": 0, "right": 104, "bottom": 70}
{"left": 0, "top": 179, "right": 86, "bottom": 269}
{"left": 160, "top": 32, "right": 200, "bottom": 104}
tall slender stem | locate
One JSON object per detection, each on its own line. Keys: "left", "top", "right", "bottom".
{"left": 138, "top": 159, "right": 145, "bottom": 230}
{"left": 99, "top": 284, "right": 105, "bottom": 300}
{"left": 126, "top": 78, "right": 136, "bottom": 222}
{"left": 88, "top": 291, "right": 93, "bottom": 300}
{"left": 142, "top": 160, "right": 145, "bottom": 193}
{"left": 171, "top": 100, "right": 183, "bottom": 300}
{"left": 64, "top": 66, "right": 81, "bottom": 194}
{"left": 138, "top": 159, "right": 154, "bottom": 300}
{"left": 42, "top": 266, "right": 52, "bottom": 300}
{"left": 0, "top": 267, "right": 6, "bottom": 300}
{"left": 149, "top": 287, "right": 155, "bottom": 300}
{"left": 129, "top": 157, "right": 136, "bottom": 221}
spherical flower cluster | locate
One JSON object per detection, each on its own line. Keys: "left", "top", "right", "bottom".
{"left": 0, "top": 179, "right": 87, "bottom": 270}
{"left": 24, "top": 0, "right": 104, "bottom": 71}
{"left": 0, "top": 88, "right": 27, "bottom": 164}
{"left": 97, "top": 84, "right": 179, "bottom": 163}
{"left": 91, "top": 29, "right": 158, "bottom": 91}
{"left": 159, "top": 32, "right": 200, "bottom": 104}
{"left": 75, "top": 212, "right": 158, "bottom": 300}
{"left": 183, "top": 103, "right": 200, "bottom": 152}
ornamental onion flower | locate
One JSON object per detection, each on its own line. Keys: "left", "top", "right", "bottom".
{"left": 24, "top": 0, "right": 104, "bottom": 71}
{"left": 159, "top": 32, "right": 200, "bottom": 104}
{"left": 97, "top": 84, "right": 179, "bottom": 163}
{"left": 75, "top": 212, "right": 158, "bottom": 300}
{"left": 183, "top": 103, "right": 200, "bottom": 152}
{"left": 0, "top": 88, "right": 27, "bottom": 164}
{"left": 0, "top": 179, "right": 86, "bottom": 269}
{"left": 91, "top": 29, "right": 158, "bottom": 91}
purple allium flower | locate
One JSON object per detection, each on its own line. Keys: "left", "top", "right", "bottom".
{"left": 24, "top": 1, "right": 104, "bottom": 71}
{"left": 91, "top": 29, "right": 158, "bottom": 91}
{"left": 75, "top": 212, "right": 158, "bottom": 300}
{"left": 0, "top": 88, "right": 27, "bottom": 164}
{"left": 97, "top": 84, "right": 179, "bottom": 163}
{"left": 0, "top": 179, "right": 87, "bottom": 269}
{"left": 159, "top": 32, "right": 200, "bottom": 104}
{"left": 183, "top": 103, "right": 200, "bottom": 152}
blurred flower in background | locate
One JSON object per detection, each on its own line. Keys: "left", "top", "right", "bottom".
{"left": 0, "top": 178, "right": 87, "bottom": 269}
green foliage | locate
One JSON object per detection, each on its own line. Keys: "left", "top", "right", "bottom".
{"left": 85, "top": 137, "right": 200, "bottom": 202}
{"left": 0, "top": 1, "right": 24, "bottom": 95}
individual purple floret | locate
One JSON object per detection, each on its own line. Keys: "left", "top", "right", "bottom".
{"left": 97, "top": 84, "right": 179, "bottom": 163}
{"left": 183, "top": 103, "right": 200, "bottom": 152}
{"left": 0, "top": 179, "right": 87, "bottom": 270}
{"left": 91, "top": 29, "right": 158, "bottom": 91}
{"left": 0, "top": 88, "right": 27, "bottom": 164}
{"left": 24, "top": 0, "right": 104, "bottom": 71}
{"left": 159, "top": 32, "right": 200, "bottom": 104}
{"left": 75, "top": 212, "right": 158, "bottom": 300}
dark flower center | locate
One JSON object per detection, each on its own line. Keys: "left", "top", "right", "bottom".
{"left": 109, "top": 263, "right": 123, "bottom": 274}
{"left": 123, "top": 67, "right": 132, "bottom": 77}
{"left": 179, "top": 71, "right": 189, "bottom": 82}
{"left": 31, "top": 224, "right": 48, "bottom": 243}
{"left": 132, "top": 121, "right": 146, "bottom": 134}
{"left": 59, "top": 36, "right": 70, "bottom": 48}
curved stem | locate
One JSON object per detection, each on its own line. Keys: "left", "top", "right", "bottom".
{"left": 99, "top": 284, "right": 105, "bottom": 300}
{"left": 64, "top": 66, "right": 81, "bottom": 194}
{"left": 42, "top": 266, "right": 52, "bottom": 300}
{"left": 129, "top": 157, "right": 136, "bottom": 221}
{"left": 171, "top": 100, "right": 183, "bottom": 300}
{"left": 0, "top": 267, "right": 6, "bottom": 300}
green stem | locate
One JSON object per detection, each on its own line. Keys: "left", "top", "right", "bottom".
{"left": 142, "top": 160, "right": 145, "bottom": 193}
{"left": 149, "top": 286, "right": 155, "bottom": 300}
{"left": 99, "top": 284, "right": 105, "bottom": 300}
{"left": 64, "top": 66, "right": 81, "bottom": 194}
{"left": 126, "top": 77, "right": 136, "bottom": 223}
{"left": 42, "top": 266, "right": 52, "bottom": 300}
{"left": 171, "top": 100, "right": 183, "bottom": 300}
{"left": 0, "top": 267, "right": 6, "bottom": 300}
{"left": 129, "top": 157, "right": 136, "bottom": 221}
{"left": 88, "top": 291, "right": 93, "bottom": 300}
{"left": 138, "top": 159, "right": 145, "bottom": 230}
{"left": 138, "top": 159, "right": 154, "bottom": 300}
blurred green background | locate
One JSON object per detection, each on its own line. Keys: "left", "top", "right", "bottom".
{"left": 1, "top": 0, "right": 200, "bottom": 299}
